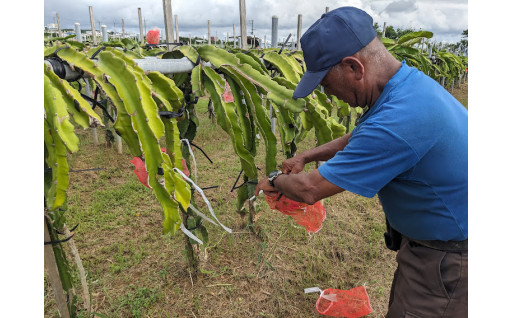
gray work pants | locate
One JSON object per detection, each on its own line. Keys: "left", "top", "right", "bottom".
{"left": 386, "top": 237, "right": 468, "bottom": 317}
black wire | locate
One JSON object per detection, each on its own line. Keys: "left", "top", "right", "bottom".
{"left": 232, "top": 180, "right": 258, "bottom": 191}
{"left": 159, "top": 99, "right": 186, "bottom": 119}
{"left": 51, "top": 45, "right": 70, "bottom": 57}
{"left": 187, "top": 141, "right": 213, "bottom": 164}
{"left": 80, "top": 93, "right": 115, "bottom": 123}
{"left": 44, "top": 233, "right": 75, "bottom": 245}
{"left": 45, "top": 167, "right": 104, "bottom": 173}
{"left": 185, "top": 218, "right": 202, "bottom": 231}
{"left": 90, "top": 46, "right": 106, "bottom": 59}
{"left": 55, "top": 224, "right": 79, "bottom": 235}
{"left": 278, "top": 33, "right": 292, "bottom": 55}
{"left": 202, "top": 186, "right": 219, "bottom": 191}
{"left": 230, "top": 169, "right": 244, "bottom": 192}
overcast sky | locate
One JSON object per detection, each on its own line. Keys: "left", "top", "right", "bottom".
{"left": 44, "top": 0, "right": 468, "bottom": 44}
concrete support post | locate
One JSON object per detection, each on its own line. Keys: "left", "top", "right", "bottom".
{"left": 271, "top": 16, "right": 278, "bottom": 48}
{"left": 75, "top": 23, "right": 82, "bottom": 43}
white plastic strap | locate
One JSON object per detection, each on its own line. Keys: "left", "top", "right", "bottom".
{"left": 304, "top": 287, "right": 338, "bottom": 302}
{"left": 181, "top": 139, "right": 197, "bottom": 183}
{"left": 180, "top": 222, "right": 203, "bottom": 245}
{"left": 304, "top": 287, "right": 337, "bottom": 302}
{"left": 188, "top": 204, "right": 218, "bottom": 226}
{"left": 249, "top": 190, "right": 263, "bottom": 202}
{"left": 304, "top": 287, "right": 322, "bottom": 294}
{"left": 173, "top": 168, "right": 232, "bottom": 233}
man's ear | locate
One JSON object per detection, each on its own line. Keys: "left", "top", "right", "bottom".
{"left": 341, "top": 56, "right": 364, "bottom": 80}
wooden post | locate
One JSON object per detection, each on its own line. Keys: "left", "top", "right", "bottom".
{"left": 138, "top": 8, "right": 144, "bottom": 43}
{"left": 122, "top": 19, "right": 125, "bottom": 38}
{"left": 89, "top": 6, "right": 97, "bottom": 45}
{"left": 44, "top": 218, "right": 70, "bottom": 318}
{"left": 239, "top": 0, "right": 248, "bottom": 50}
{"left": 208, "top": 20, "right": 211, "bottom": 45}
{"left": 296, "top": 14, "right": 302, "bottom": 51}
{"left": 174, "top": 14, "right": 180, "bottom": 43}
{"left": 56, "top": 13, "right": 62, "bottom": 37}
{"left": 163, "top": 0, "right": 174, "bottom": 51}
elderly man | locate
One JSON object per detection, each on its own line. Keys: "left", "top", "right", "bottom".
{"left": 255, "top": 6, "right": 468, "bottom": 317}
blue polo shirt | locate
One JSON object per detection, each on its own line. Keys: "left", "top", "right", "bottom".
{"left": 318, "top": 61, "right": 468, "bottom": 241}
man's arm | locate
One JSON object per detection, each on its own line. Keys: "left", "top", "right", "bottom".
{"left": 254, "top": 169, "right": 345, "bottom": 205}
{"left": 282, "top": 132, "right": 352, "bottom": 174}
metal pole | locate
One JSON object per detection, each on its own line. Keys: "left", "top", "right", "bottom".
{"left": 75, "top": 23, "right": 82, "bottom": 42}
{"left": 271, "top": 15, "right": 278, "bottom": 48}
{"left": 138, "top": 8, "right": 144, "bottom": 43}
{"left": 101, "top": 25, "right": 108, "bottom": 43}
{"left": 162, "top": 0, "right": 175, "bottom": 50}
{"left": 56, "top": 13, "right": 62, "bottom": 37}
{"left": 174, "top": 14, "right": 180, "bottom": 43}
{"left": 208, "top": 20, "right": 211, "bottom": 45}
{"left": 89, "top": 6, "right": 97, "bottom": 45}
{"left": 296, "top": 14, "right": 302, "bottom": 51}
{"left": 239, "top": 0, "right": 248, "bottom": 50}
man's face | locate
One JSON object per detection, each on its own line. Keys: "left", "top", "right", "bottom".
{"left": 320, "top": 63, "right": 357, "bottom": 107}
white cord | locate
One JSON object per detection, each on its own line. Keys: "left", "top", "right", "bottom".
{"left": 173, "top": 168, "right": 232, "bottom": 233}
{"left": 180, "top": 222, "right": 203, "bottom": 245}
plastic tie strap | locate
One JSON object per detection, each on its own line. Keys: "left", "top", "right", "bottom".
{"left": 173, "top": 168, "right": 232, "bottom": 234}
{"left": 188, "top": 204, "right": 218, "bottom": 226}
{"left": 180, "top": 222, "right": 203, "bottom": 245}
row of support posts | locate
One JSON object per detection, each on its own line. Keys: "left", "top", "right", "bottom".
{"left": 52, "top": 2, "right": 332, "bottom": 150}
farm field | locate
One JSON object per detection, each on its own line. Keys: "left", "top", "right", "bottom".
{"left": 44, "top": 81, "right": 468, "bottom": 318}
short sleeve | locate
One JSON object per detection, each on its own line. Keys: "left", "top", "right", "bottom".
{"left": 318, "top": 123, "right": 419, "bottom": 198}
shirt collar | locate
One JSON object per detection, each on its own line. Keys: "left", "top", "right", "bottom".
{"left": 356, "top": 60, "right": 412, "bottom": 126}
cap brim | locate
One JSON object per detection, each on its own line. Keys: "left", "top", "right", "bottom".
{"left": 292, "top": 68, "right": 330, "bottom": 99}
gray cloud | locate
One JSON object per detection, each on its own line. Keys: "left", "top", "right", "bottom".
{"left": 383, "top": 0, "right": 418, "bottom": 14}
{"left": 44, "top": 0, "right": 467, "bottom": 44}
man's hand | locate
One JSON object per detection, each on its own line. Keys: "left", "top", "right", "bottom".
{"left": 254, "top": 178, "right": 279, "bottom": 197}
{"left": 282, "top": 156, "right": 306, "bottom": 174}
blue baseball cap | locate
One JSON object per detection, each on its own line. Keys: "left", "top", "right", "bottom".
{"left": 293, "top": 7, "right": 377, "bottom": 99}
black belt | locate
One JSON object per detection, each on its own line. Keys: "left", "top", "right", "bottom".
{"left": 406, "top": 236, "right": 468, "bottom": 252}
